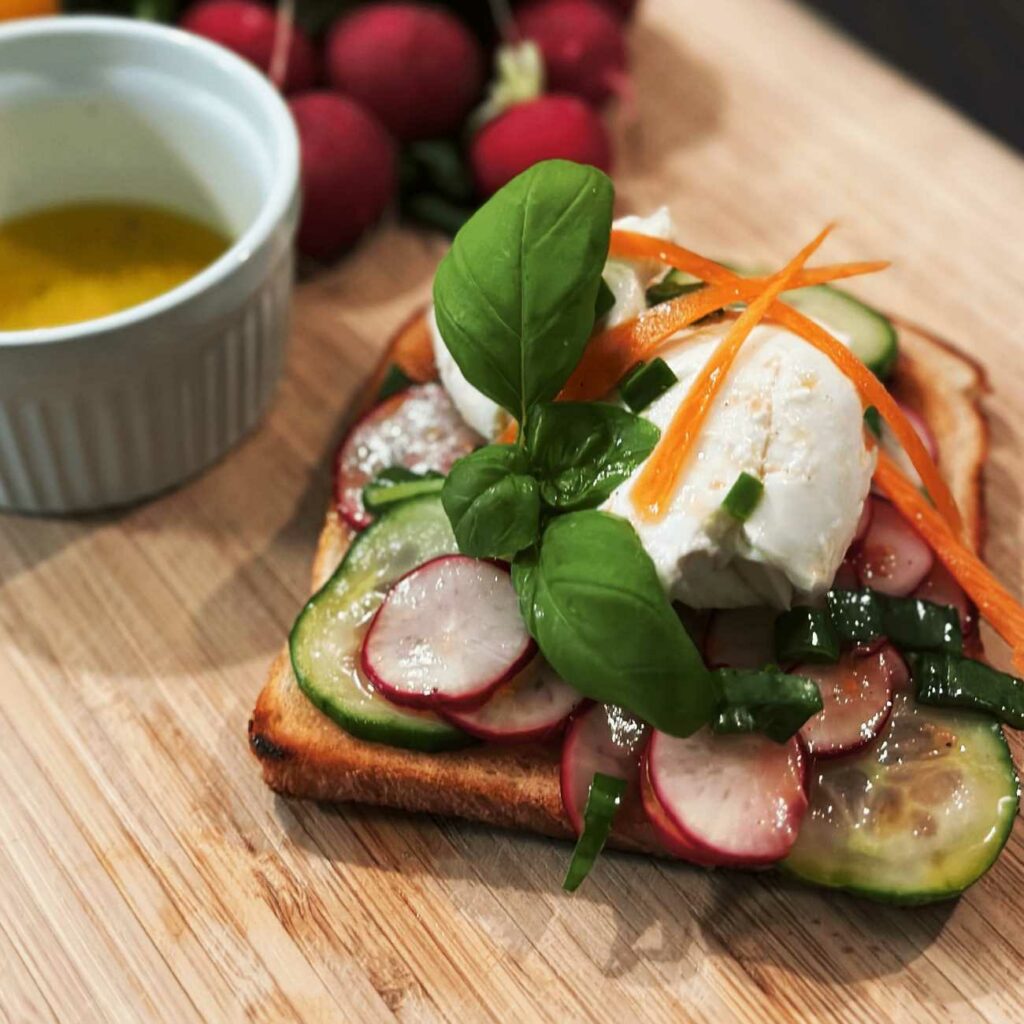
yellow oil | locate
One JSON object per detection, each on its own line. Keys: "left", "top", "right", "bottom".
{"left": 0, "top": 202, "right": 231, "bottom": 331}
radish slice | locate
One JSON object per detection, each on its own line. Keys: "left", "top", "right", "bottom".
{"left": 443, "top": 659, "right": 582, "bottom": 743}
{"left": 832, "top": 557, "right": 860, "bottom": 591}
{"left": 853, "top": 498, "right": 933, "bottom": 596}
{"left": 334, "top": 383, "right": 481, "bottom": 530}
{"left": 795, "top": 644, "right": 906, "bottom": 758}
{"left": 913, "top": 561, "right": 975, "bottom": 637}
{"left": 705, "top": 607, "right": 776, "bottom": 669}
{"left": 560, "top": 702, "right": 648, "bottom": 834}
{"left": 647, "top": 728, "right": 808, "bottom": 867}
{"left": 898, "top": 402, "right": 939, "bottom": 461}
{"left": 853, "top": 496, "right": 873, "bottom": 545}
{"left": 361, "top": 556, "right": 535, "bottom": 709}
{"left": 639, "top": 755, "right": 718, "bottom": 865}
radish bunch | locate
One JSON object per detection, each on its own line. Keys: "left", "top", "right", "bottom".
{"left": 176, "top": 0, "right": 639, "bottom": 259}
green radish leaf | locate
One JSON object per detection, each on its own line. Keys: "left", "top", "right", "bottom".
{"left": 442, "top": 445, "right": 540, "bottom": 559}
{"left": 512, "top": 511, "right": 715, "bottom": 737}
{"left": 524, "top": 402, "right": 659, "bottom": 512}
{"left": 433, "top": 160, "right": 614, "bottom": 426}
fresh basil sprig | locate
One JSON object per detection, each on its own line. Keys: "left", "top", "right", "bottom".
{"left": 442, "top": 445, "right": 540, "bottom": 558}
{"left": 512, "top": 511, "right": 715, "bottom": 737}
{"left": 524, "top": 402, "right": 660, "bottom": 512}
{"left": 432, "top": 159, "right": 614, "bottom": 427}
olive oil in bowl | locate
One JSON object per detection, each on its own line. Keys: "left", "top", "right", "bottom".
{"left": 0, "top": 202, "right": 230, "bottom": 331}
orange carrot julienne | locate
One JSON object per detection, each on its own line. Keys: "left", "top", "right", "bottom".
{"left": 766, "top": 304, "right": 963, "bottom": 537}
{"left": 563, "top": 261, "right": 888, "bottom": 405}
{"left": 874, "top": 450, "right": 1024, "bottom": 672}
{"left": 630, "top": 225, "right": 834, "bottom": 522}
{"left": 610, "top": 231, "right": 737, "bottom": 286}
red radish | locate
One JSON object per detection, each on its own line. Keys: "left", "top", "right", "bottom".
{"left": 897, "top": 402, "right": 939, "bottom": 461}
{"left": 675, "top": 604, "right": 710, "bottom": 650}
{"left": 361, "top": 556, "right": 536, "bottom": 709}
{"left": 180, "top": 0, "right": 318, "bottom": 93}
{"left": 334, "top": 383, "right": 480, "bottom": 530}
{"left": 560, "top": 702, "right": 647, "bottom": 834}
{"left": 289, "top": 92, "right": 398, "bottom": 260}
{"left": 638, "top": 757, "right": 717, "bottom": 865}
{"left": 515, "top": 0, "right": 628, "bottom": 107}
{"left": 853, "top": 496, "right": 873, "bottom": 545}
{"left": 470, "top": 95, "right": 612, "bottom": 197}
{"left": 326, "top": 4, "right": 485, "bottom": 141}
{"left": 646, "top": 728, "right": 808, "bottom": 867}
{"left": 795, "top": 644, "right": 906, "bottom": 758}
{"left": 704, "top": 607, "right": 776, "bottom": 670}
{"left": 600, "top": 0, "right": 638, "bottom": 18}
{"left": 913, "top": 561, "right": 975, "bottom": 637}
{"left": 443, "top": 658, "right": 581, "bottom": 742}
{"left": 832, "top": 558, "right": 859, "bottom": 591}
{"left": 853, "top": 498, "right": 934, "bottom": 596}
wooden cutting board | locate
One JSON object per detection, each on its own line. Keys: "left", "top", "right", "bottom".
{"left": 2, "top": 1, "right": 1023, "bottom": 1021}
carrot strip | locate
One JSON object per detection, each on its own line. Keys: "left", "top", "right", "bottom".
{"left": 874, "top": 450, "right": 1024, "bottom": 673}
{"left": 610, "top": 231, "right": 737, "bottom": 285}
{"left": 766, "top": 304, "right": 962, "bottom": 536}
{"left": 630, "top": 225, "right": 834, "bottom": 522}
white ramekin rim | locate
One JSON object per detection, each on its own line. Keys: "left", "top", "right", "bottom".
{"left": 0, "top": 15, "right": 300, "bottom": 349}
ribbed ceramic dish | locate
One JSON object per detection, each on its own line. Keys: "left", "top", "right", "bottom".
{"left": 0, "top": 17, "right": 300, "bottom": 513}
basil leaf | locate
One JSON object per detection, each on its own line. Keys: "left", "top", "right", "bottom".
{"left": 523, "top": 402, "right": 659, "bottom": 512}
{"left": 433, "top": 159, "right": 614, "bottom": 425}
{"left": 442, "top": 445, "right": 540, "bottom": 558}
{"left": 512, "top": 511, "right": 715, "bottom": 736}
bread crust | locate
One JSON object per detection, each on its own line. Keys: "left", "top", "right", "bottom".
{"left": 249, "top": 311, "right": 989, "bottom": 849}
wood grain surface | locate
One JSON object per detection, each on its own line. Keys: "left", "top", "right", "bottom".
{"left": 2, "top": 0, "right": 1024, "bottom": 1021}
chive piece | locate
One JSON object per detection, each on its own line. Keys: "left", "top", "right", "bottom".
{"left": 775, "top": 607, "right": 841, "bottom": 665}
{"left": 618, "top": 358, "right": 678, "bottom": 412}
{"left": 645, "top": 268, "right": 703, "bottom": 306}
{"left": 712, "top": 668, "right": 823, "bottom": 743}
{"left": 864, "top": 405, "right": 882, "bottom": 438}
{"left": 721, "top": 471, "right": 764, "bottom": 522}
{"left": 377, "top": 364, "right": 415, "bottom": 401}
{"left": 595, "top": 278, "right": 616, "bottom": 321}
{"left": 825, "top": 589, "right": 962, "bottom": 653}
{"left": 911, "top": 653, "right": 1024, "bottom": 728}
{"left": 363, "top": 468, "right": 444, "bottom": 513}
{"left": 563, "top": 773, "right": 627, "bottom": 892}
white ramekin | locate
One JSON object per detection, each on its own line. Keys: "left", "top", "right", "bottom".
{"left": 0, "top": 16, "right": 299, "bottom": 513}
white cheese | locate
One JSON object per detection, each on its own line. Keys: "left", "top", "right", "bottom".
{"left": 603, "top": 320, "right": 875, "bottom": 608}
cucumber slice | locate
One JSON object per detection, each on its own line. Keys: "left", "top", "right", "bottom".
{"left": 289, "top": 496, "right": 471, "bottom": 751}
{"left": 783, "top": 692, "right": 1019, "bottom": 903}
{"left": 781, "top": 283, "right": 898, "bottom": 379}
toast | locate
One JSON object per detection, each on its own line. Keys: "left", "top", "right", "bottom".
{"left": 249, "top": 311, "right": 989, "bottom": 851}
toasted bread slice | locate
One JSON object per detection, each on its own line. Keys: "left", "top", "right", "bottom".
{"left": 249, "top": 312, "right": 988, "bottom": 851}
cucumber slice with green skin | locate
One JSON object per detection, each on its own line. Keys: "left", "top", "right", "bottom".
{"left": 783, "top": 692, "right": 1019, "bottom": 903}
{"left": 781, "top": 283, "right": 898, "bottom": 379}
{"left": 289, "top": 496, "right": 472, "bottom": 751}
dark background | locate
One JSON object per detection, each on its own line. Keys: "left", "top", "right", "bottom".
{"left": 802, "top": 0, "right": 1024, "bottom": 151}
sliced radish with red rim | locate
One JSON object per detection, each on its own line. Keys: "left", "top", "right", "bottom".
{"left": 898, "top": 402, "right": 939, "bottom": 461}
{"left": 361, "top": 556, "right": 535, "bottom": 709}
{"left": 443, "top": 659, "right": 582, "bottom": 743}
{"left": 832, "top": 558, "right": 860, "bottom": 591}
{"left": 560, "top": 702, "right": 648, "bottom": 835}
{"left": 334, "top": 383, "right": 481, "bottom": 529}
{"left": 795, "top": 643, "right": 907, "bottom": 758}
{"left": 646, "top": 728, "right": 807, "bottom": 867}
{"left": 704, "top": 607, "right": 776, "bottom": 669}
{"left": 853, "top": 498, "right": 933, "bottom": 596}
{"left": 638, "top": 755, "right": 718, "bottom": 866}
{"left": 913, "top": 562, "right": 975, "bottom": 637}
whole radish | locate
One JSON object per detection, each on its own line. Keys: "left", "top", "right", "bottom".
{"left": 515, "top": 0, "right": 628, "bottom": 107}
{"left": 289, "top": 92, "right": 398, "bottom": 260}
{"left": 326, "top": 3, "right": 485, "bottom": 141}
{"left": 180, "top": 0, "right": 318, "bottom": 93}
{"left": 470, "top": 94, "right": 612, "bottom": 197}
